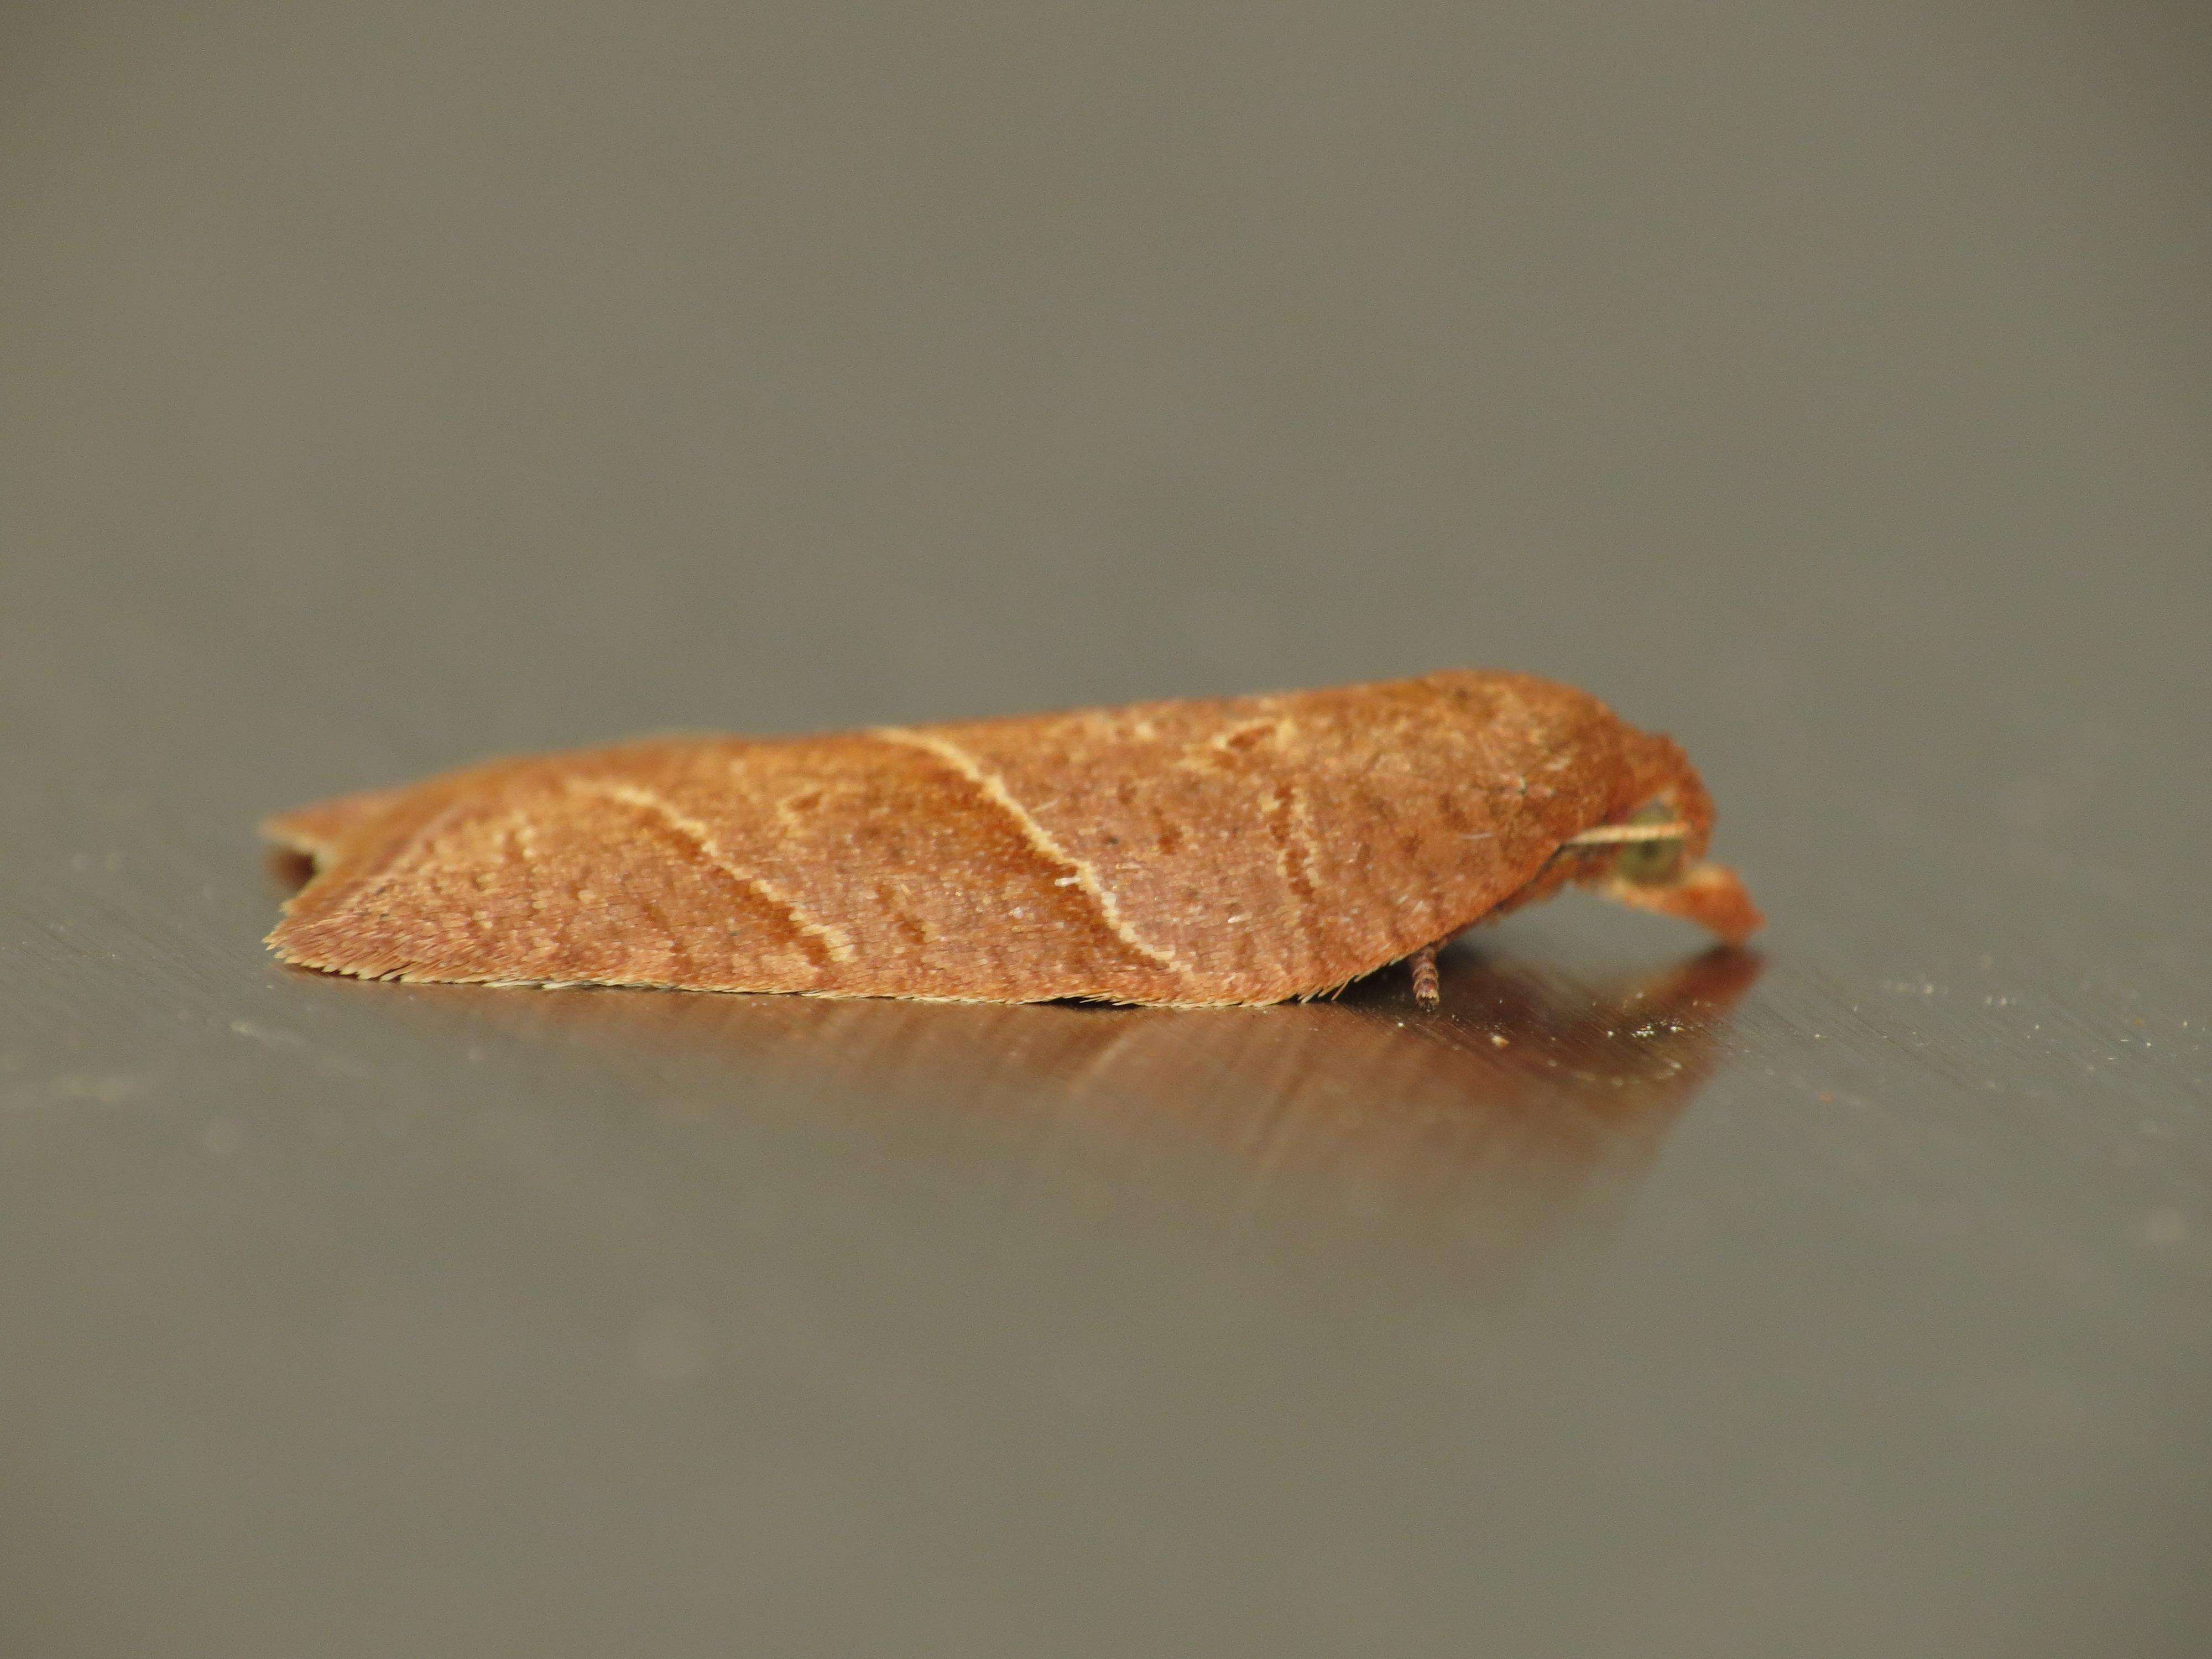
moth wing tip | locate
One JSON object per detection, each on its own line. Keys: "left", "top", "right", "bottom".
{"left": 261, "top": 779, "right": 416, "bottom": 859}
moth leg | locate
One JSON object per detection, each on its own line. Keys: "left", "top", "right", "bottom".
{"left": 1408, "top": 942, "right": 1441, "bottom": 1009}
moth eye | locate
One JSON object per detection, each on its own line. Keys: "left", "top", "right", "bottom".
{"left": 1615, "top": 836, "right": 1684, "bottom": 886}
{"left": 1616, "top": 800, "right": 1685, "bottom": 886}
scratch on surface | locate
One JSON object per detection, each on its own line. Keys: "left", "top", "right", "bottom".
{"left": 568, "top": 779, "right": 858, "bottom": 962}
{"left": 870, "top": 727, "right": 1186, "bottom": 972}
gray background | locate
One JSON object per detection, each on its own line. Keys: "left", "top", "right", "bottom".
{"left": 3, "top": 2, "right": 2208, "bottom": 1653}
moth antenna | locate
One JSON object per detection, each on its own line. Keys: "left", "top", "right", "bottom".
{"left": 1563, "top": 821, "right": 1690, "bottom": 846}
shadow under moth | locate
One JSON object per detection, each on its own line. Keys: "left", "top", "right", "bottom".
{"left": 264, "top": 670, "right": 1761, "bottom": 1008}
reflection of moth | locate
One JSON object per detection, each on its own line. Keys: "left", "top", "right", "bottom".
{"left": 398, "top": 949, "right": 1764, "bottom": 1261}
{"left": 266, "top": 670, "right": 1760, "bottom": 1006}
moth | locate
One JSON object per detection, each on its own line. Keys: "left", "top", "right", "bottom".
{"left": 264, "top": 670, "right": 1761, "bottom": 1008}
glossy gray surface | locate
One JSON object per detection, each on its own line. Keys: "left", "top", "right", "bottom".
{"left": 4, "top": 3, "right": 2208, "bottom": 1653}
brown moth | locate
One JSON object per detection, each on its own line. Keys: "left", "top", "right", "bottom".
{"left": 264, "top": 670, "right": 1761, "bottom": 1007}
